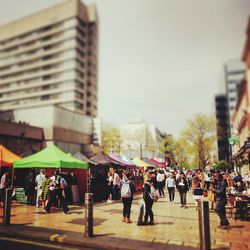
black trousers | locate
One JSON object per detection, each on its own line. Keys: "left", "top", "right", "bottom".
{"left": 167, "top": 187, "right": 175, "bottom": 202}
{"left": 45, "top": 189, "right": 69, "bottom": 213}
{"left": 25, "top": 189, "right": 35, "bottom": 205}
{"left": 158, "top": 181, "right": 164, "bottom": 196}
{"left": 122, "top": 197, "right": 133, "bottom": 218}
{"left": 215, "top": 199, "right": 229, "bottom": 226}
{"left": 113, "top": 185, "right": 120, "bottom": 200}
{"left": 144, "top": 198, "right": 154, "bottom": 222}
{"left": 179, "top": 192, "right": 187, "bottom": 206}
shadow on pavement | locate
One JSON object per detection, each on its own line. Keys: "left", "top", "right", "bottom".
{"left": 67, "top": 217, "right": 107, "bottom": 227}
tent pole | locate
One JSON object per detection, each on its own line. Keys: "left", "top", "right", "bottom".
{"left": 11, "top": 167, "right": 14, "bottom": 189}
{"left": 87, "top": 167, "right": 90, "bottom": 193}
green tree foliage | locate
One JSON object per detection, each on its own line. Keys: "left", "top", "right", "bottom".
{"left": 213, "top": 160, "right": 231, "bottom": 171}
{"left": 161, "top": 136, "right": 190, "bottom": 169}
{"left": 101, "top": 124, "right": 122, "bottom": 155}
{"left": 181, "top": 113, "right": 216, "bottom": 170}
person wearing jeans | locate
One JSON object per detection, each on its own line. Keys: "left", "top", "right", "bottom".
{"left": 143, "top": 177, "right": 155, "bottom": 225}
{"left": 176, "top": 172, "right": 189, "bottom": 208}
{"left": 212, "top": 173, "right": 229, "bottom": 229}
{"left": 166, "top": 172, "right": 176, "bottom": 203}
{"left": 120, "top": 173, "right": 135, "bottom": 223}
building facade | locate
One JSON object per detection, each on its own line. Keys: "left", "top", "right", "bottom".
{"left": 215, "top": 95, "right": 230, "bottom": 162}
{"left": 0, "top": 120, "right": 44, "bottom": 156}
{"left": 0, "top": 105, "right": 93, "bottom": 154}
{"left": 231, "top": 17, "right": 250, "bottom": 176}
{"left": 120, "top": 120, "right": 166, "bottom": 159}
{"left": 224, "top": 60, "right": 246, "bottom": 133}
{"left": 0, "top": 0, "right": 98, "bottom": 117}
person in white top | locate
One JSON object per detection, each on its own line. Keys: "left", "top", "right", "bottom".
{"left": 35, "top": 170, "right": 45, "bottom": 208}
{"left": 244, "top": 172, "right": 250, "bottom": 188}
{"left": 112, "top": 169, "right": 121, "bottom": 200}
{"left": 166, "top": 172, "right": 176, "bottom": 203}
{"left": 157, "top": 170, "right": 165, "bottom": 197}
{"left": 0, "top": 172, "right": 9, "bottom": 205}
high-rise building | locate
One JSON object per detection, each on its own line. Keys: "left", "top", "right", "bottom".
{"left": 224, "top": 60, "right": 245, "bottom": 132}
{"left": 0, "top": 0, "right": 98, "bottom": 117}
{"left": 215, "top": 94, "right": 230, "bottom": 162}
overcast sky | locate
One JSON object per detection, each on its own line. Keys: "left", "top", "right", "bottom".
{"left": 0, "top": 0, "right": 249, "bottom": 136}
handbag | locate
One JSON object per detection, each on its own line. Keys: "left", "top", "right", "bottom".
{"left": 203, "top": 190, "right": 208, "bottom": 197}
{"left": 207, "top": 191, "right": 215, "bottom": 201}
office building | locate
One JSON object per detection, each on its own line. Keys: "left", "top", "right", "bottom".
{"left": 224, "top": 60, "right": 246, "bottom": 132}
{"left": 0, "top": 0, "right": 98, "bottom": 117}
{"left": 215, "top": 95, "right": 230, "bottom": 162}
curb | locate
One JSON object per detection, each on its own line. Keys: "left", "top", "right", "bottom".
{"left": 0, "top": 225, "right": 197, "bottom": 250}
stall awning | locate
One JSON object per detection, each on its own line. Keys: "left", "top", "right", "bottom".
{"left": 0, "top": 145, "right": 22, "bottom": 167}
{"left": 14, "top": 144, "right": 88, "bottom": 169}
{"left": 132, "top": 157, "right": 151, "bottom": 169}
{"left": 109, "top": 154, "right": 136, "bottom": 168}
{"left": 74, "top": 152, "right": 98, "bottom": 165}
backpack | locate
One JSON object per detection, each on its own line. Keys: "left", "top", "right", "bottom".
{"left": 60, "top": 177, "right": 68, "bottom": 190}
{"left": 121, "top": 181, "right": 131, "bottom": 198}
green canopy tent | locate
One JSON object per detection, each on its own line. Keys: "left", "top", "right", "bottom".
{"left": 13, "top": 144, "right": 89, "bottom": 202}
{"left": 14, "top": 144, "right": 88, "bottom": 169}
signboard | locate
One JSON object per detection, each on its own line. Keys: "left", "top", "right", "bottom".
{"left": 229, "top": 137, "right": 240, "bottom": 144}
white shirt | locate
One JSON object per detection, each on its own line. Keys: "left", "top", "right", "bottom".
{"left": 35, "top": 173, "right": 45, "bottom": 189}
{"left": 113, "top": 173, "right": 121, "bottom": 186}
{"left": 0, "top": 174, "right": 8, "bottom": 189}
{"left": 157, "top": 173, "right": 165, "bottom": 182}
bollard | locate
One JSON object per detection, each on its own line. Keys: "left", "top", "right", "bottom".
{"left": 84, "top": 193, "right": 93, "bottom": 237}
{"left": 203, "top": 201, "right": 211, "bottom": 250}
{"left": 3, "top": 188, "right": 12, "bottom": 226}
{"left": 198, "top": 200, "right": 204, "bottom": 250}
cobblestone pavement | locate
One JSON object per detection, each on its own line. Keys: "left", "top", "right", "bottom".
{"left": 0, "top": 192, "right": 249, "bottom": 249}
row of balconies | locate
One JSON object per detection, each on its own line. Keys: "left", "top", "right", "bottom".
{"left": 0, "top": 17, "right": 89, "bottom": 51}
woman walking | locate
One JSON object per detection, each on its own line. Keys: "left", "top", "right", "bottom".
{"left": 166, "top": 172, "right": 176, "bottom": 203}
{"left": 120, "top": 173, "right": 135, "bottom": 223}
{"left": 176, "top": 172, "right": 189, "bottom": 208}
{"left": 143, "top": 175, "right": 155, "bottom": 225}
{"left": 40, "top": 174, "right": 51, "bottom": 208}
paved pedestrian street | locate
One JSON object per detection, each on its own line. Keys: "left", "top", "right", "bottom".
{"left": 0, "top": 193, "right": 249, "bottom": 250}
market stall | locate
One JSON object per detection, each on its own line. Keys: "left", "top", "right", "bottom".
{"left": 13, "top": 144, "right": 88, "bottom": 203}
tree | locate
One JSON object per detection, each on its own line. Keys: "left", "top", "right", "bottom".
{"left": 213, "top": 160, "right": 231, "bottom": 171}
{"left": 174, "top": 138, "right": 190, "bottom": 169}
{"left": 181, "top": 113, "right": 216, "bottom": 170}
{"left": 160, "top": 136, "right": 190, "bottom": 169}
{"left": 101, "top": 124, "right": 122, "bottom": 155}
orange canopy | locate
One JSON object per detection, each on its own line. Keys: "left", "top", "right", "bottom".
{"left": 0, "top": 145, "right": 22, "bottom": 167}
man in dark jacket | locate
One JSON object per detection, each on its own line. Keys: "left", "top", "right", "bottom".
{"left": 176, "top": 172, "right": 189, "bottom": 208}
{"left": 212, "top": 173, "right": 229, "bottom": 229}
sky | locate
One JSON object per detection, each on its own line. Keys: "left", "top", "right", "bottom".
{"left": 0, "top": 0, "right": 249, "bottom": 137}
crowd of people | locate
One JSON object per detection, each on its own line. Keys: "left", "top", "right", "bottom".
{"left": 0, "top": 166, "right": 250, "bottom": 227}
{"left": 0, "top": 169, "right": 80, "bottom": 214}
{"left": 110, "top": 168, "right": 250, "bottom": 228}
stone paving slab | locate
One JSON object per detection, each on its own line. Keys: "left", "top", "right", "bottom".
{"left": 0, "top": 192, "right": 249, "bottom": 249}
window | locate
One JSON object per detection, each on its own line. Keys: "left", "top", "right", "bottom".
{"left": 41, "top": 95, "right": 50, "bottom": 100}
